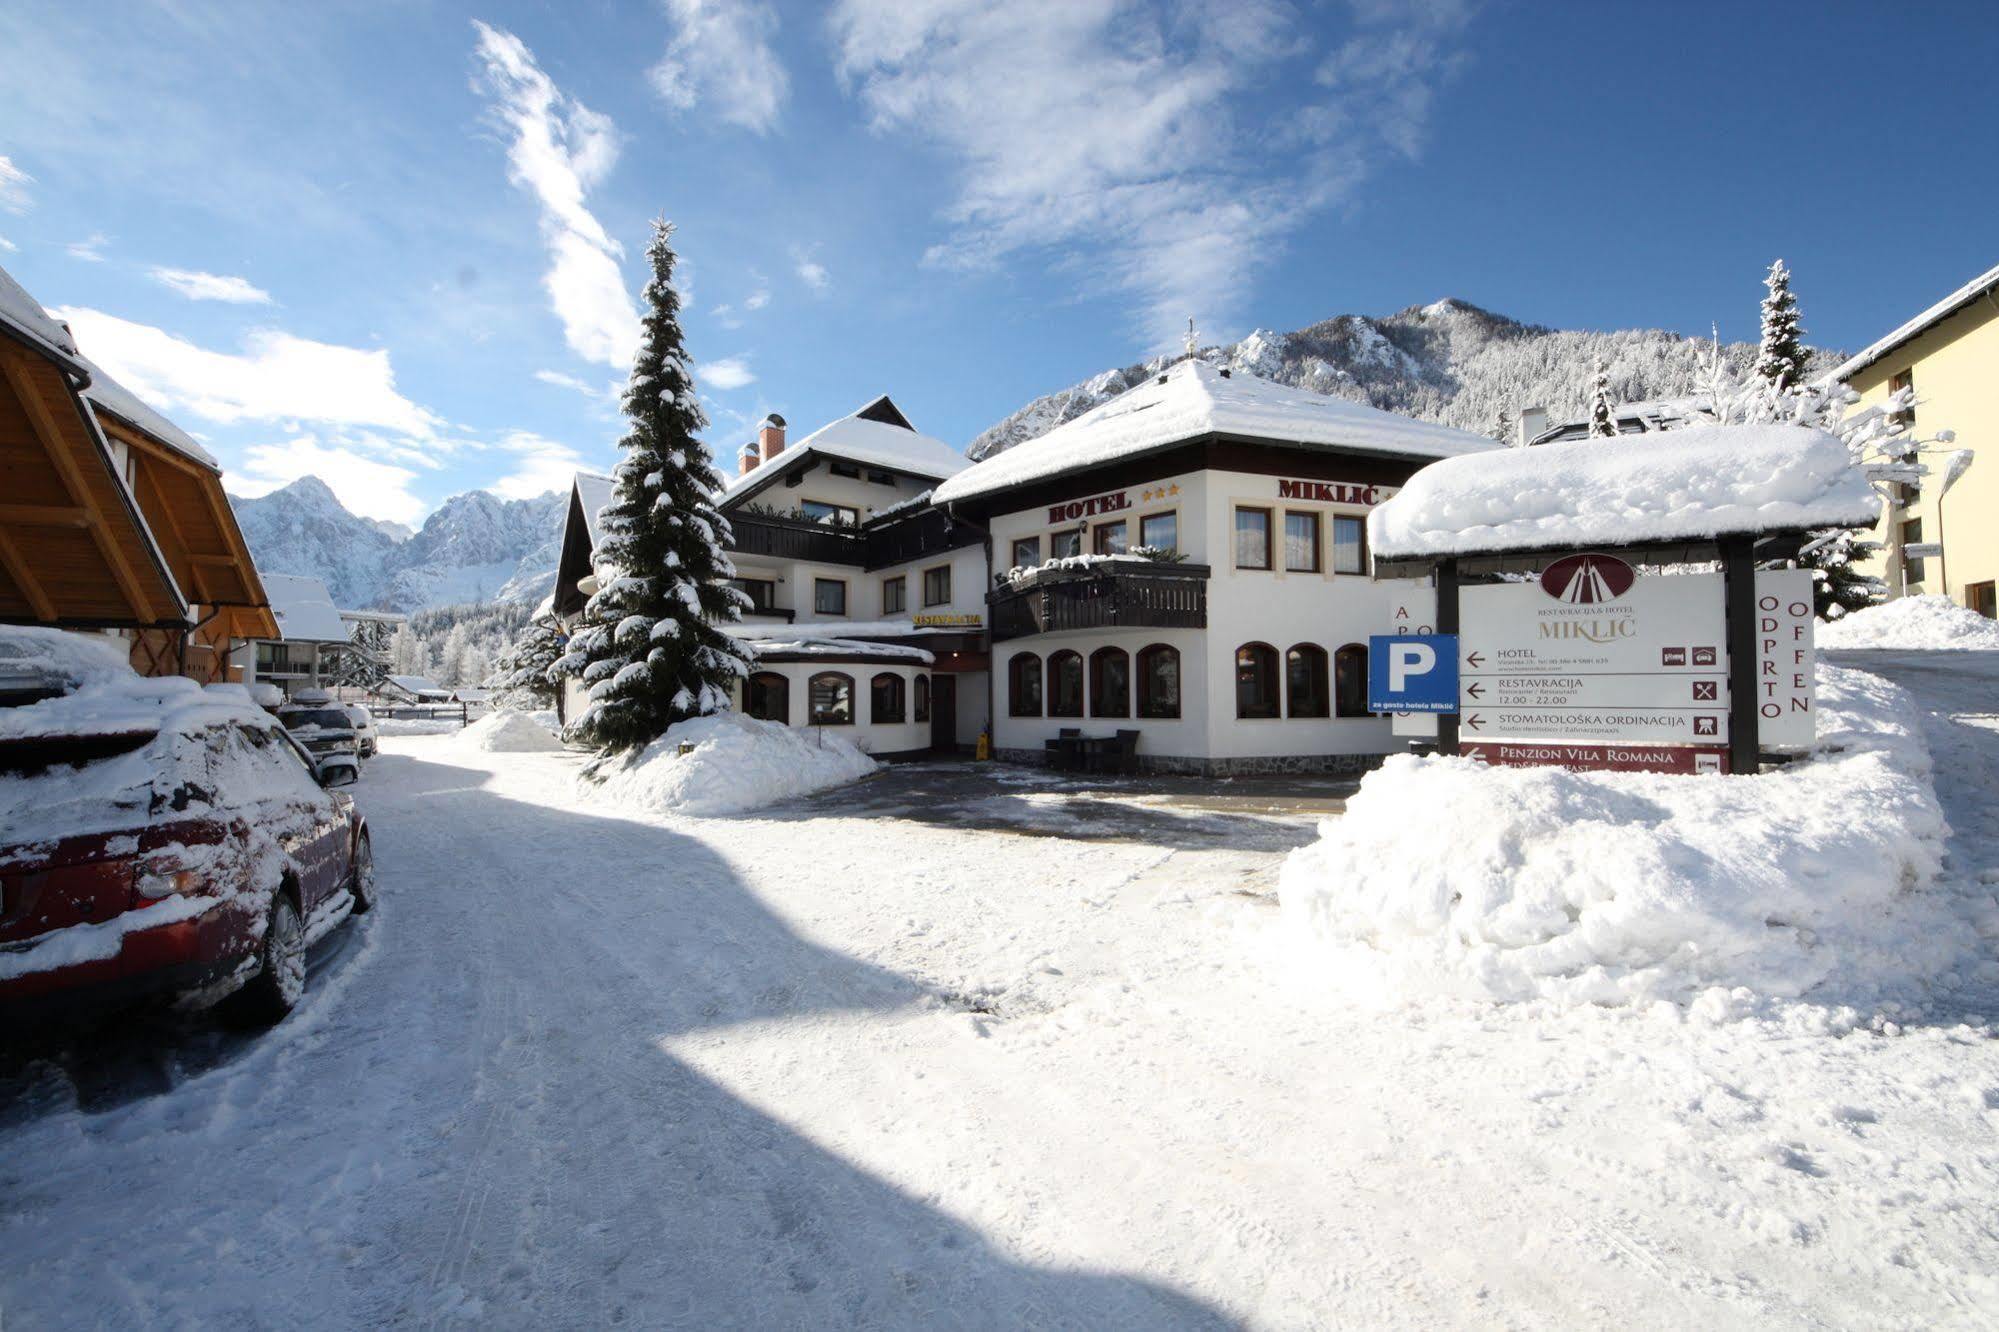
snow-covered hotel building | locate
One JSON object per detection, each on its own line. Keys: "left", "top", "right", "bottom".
{"left": 930, "top": 360, "right": 1496, "bottom": 774}
{"left": 549, "top": 364, "right": 1497, "bottom": 771}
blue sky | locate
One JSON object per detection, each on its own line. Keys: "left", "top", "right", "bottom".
{"left": 0, "top": 0, "right": 1993, "bottom": 525}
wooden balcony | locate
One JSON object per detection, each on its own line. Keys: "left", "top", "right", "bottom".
{"left": 987, "top": 561, "right": 1210, "bottom": 642}
{"left": 726, "top": 512, "right": 866, "bottom": 565}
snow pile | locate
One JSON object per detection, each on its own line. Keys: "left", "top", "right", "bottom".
{"left": 454, "top": 709, "right": 564, "bottom": 753}
{"left": 1820, "top": 595, "right": 1999, "bottom": 650}
{"left": 1279, "top": 663, "right": 1957, "bottom": 1012}
{"left": 1370, "top": 424, "right": 1879, "bottom": 559}
{"left": 373, "top": 716, "right": 463, "bottom": 737}
{"left": 589, "top": 712, "right": 877, "bottom": 818}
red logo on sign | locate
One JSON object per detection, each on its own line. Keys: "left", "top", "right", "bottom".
{"left": 1539, "top": 553, "right": 1637, "bottom": 604}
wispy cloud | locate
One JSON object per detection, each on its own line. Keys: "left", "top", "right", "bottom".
{"left": 0, "top": 155, "right": 29, "bottom": 213}
{"left": 792, "top": 246, "right": 829, "bottom": 293}
{"left": 66, "top": 232, "right": 109, "bottom": 262}
{"left": 471, "top": 21, "right": 641, "bottom": 370}
{"left": 828, "top": 0, "right": 1478, "bottom": 346}
{"left": 486, "top": 430, "right": 593, "bottom": 500}
{"left": 649, "top": 0, "right": 788, "bottom": 134}
{"left": 225, "top": 436, "right": 429, "bottom": 526}
{"left": 149, "top": 266, "right": 275, "bottom": 305}
{"left": 54, "top": 306, "right": 442, "bottom": 438}
{"left": 0, "top": 236, "right": 16, "bottom": 254}
{"left": 697, "top": 356, "right": 756, "bottom": 391}
{"left": 711, "top": 272, "right": 771, "bottom": 328}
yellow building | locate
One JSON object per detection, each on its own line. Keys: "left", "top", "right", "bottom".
{"left": 1835, "top": 262, "right": 1999, "bottom": 617}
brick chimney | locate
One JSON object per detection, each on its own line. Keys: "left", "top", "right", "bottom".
{"left": 738, "top": 441, "right": 760, "bottom": 476}
{"left": 758, "top": 413, "right": 787, "bottom": 464}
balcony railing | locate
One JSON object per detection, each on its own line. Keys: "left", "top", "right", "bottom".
{"left": 987, "top": 561, "right": 1210, "bottom": 642}
{"left": 726, "top": 512, "right": 866, "bottom": 566}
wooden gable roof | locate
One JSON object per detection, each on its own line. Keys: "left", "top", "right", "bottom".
{"left": 0, "top": 339, "right": 187, "bottom": 629}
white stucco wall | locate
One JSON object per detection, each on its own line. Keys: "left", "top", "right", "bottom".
{"left": 743, "top": 659, "right": 932, "bottom": 756}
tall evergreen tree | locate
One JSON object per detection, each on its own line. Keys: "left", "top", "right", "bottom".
{"left": 553, "top": 219, "right": 752, "bottom": 753}
{"left": 1588, "top": 362, "right": 1618, "bottom": 438}
{"left": 1755, "top": 258, "right": 1808, "bottom": 390}
{"left": 490, "top": 620, "right": 564, "bottom": 709}
{"left": 1491, "top": 407, "right": 1514, "bottom": 445}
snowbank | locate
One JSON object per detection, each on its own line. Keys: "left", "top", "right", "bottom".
{"left": 588, "top": 713, "right": 878, "bottom": 818}
{"left": 1820, "top": 595, "right": 1999, "bottom": 650}
{"left": 373, "top": 717, "right": 463, "bottom": 737}
{"left": 454, "top": 709, "right": 564, "bottom": 753}
{"left": 1369, "top": 423, "right": 1879, "bottom": 559}
{"left": 1278, "top": 663, "right": 1955, "bottom": 1011}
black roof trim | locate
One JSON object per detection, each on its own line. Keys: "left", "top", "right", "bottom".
{"left": 854, "top": 395, "right": 914, "bottom": 430}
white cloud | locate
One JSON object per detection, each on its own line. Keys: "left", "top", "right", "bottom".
{"left": 66, "top": 233, "right": 109, "bottom": 262}
{"left": 486, "top": 430, "right": 592, "bottom": 500}
{"left": 0, "top": 156, "right": 29, "bottom": 213}
{"left": 535, "top": 368, "right": 595, "bottom": 395}
{"left": 471, "top": 21, "right": 642, "bottom": 370}
{"left": 792, "top": 247, "right": 829, "bottom": 293}
{"left": 742, "top": 278, "right": 770, "bottom": 311}
{"left": 149, "top": 266, "right": 275, "bottom": 305}
{"left": 54, "top": 306, "right": 442, "bottom": 437}
{"left": 711, "top": 273, "right": 771, "bottom": 328}
{"left": 828, "top": 0, "right": 1478, "bottom": 346}
{"left": 697, "top": 356, "right": 756, "bottom": 390}
{"left": 649, "top": 0, "right": 788, "bottom": 134}
{"left": 225, "top": 437, "right": 428, "bottom": 526}
{"left": 0, "top": 236, "right": 15, "bottom": 254}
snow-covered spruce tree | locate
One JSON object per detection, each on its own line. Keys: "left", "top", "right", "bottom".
{"left": 1491, "top": 407, "right": 1513, "bottom": 445}
{"left": 1588, "top": 362, "right": 1617, "bottom": 438}
{"left": 490, "top": 620, "right": 564, "bottom": 710}
{"left": 553, "top": 220, "right": 752, "bottom": 754}
{"left": 1755, "top": 259, "right": 1808, "bottom": 391}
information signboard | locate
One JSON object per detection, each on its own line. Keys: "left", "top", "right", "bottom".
{"left": 1457, "top": 558, "right": 1731, "bottom": 749}
{"left": 1367, "top": 634, "right": 1458, "bottom": 714}
{"left": 1753, "top": 568, "right": 1815, "bottom": 752}
{"left": 1384, "top": 581, "right": 1441, "bottom": 738}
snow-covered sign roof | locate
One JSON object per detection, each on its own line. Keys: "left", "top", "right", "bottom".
{"left": 261, "top": 573, "right": 350, "bottom": 643}
{"left": 387, "top": 674, "right": 449, "bottom": 697}
{"left": 0, "top": 261, "right": 85, "bottom": 372}
{"left": 75, "top": 354, "right": 218, "bottom": 469}
{"left": 1828, "top": 261, "right": 1999, "bottom": 384}
{"left": 574, "top": 471, "right": 615, "bottom": 546}
{"left": 933, "top": 359, "right": 1498, "bottom": 505}
{"left": 721, "top": 395, "right": 968, "bottom": 506}
{"left": 1370, "top": 424, "right": 1880, "bottom": 560}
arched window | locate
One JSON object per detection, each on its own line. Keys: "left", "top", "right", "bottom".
{"left": 1089, "top": 647, "right": 1130, "bottom": 718}
{"left": 1136, "top": 644, "right": 1181, "bottom": 719}
{"left": 914, "top": 674, "right": 931, "bottom": 723}
{"left": 1048, "top": 650, "right": 1084, "bottom": 718}
{"left": 808, "top": 672, "right": 854, "bottom": 725}
{"left": 1235, "top": 642, "right": 1279, "bottom": 719}
{"left": 871, "top": 672, "right": 906, "bottom": 724}
{"left": 1286, "top": 644, "right": 1329, "bottom": 718}
{"left": 746, "top": 671, "right": 789, "bottom": 724}
{"left": 1008, "top": 653, "right": 1043, "bottom": 717}
{"left": 1334, "top": 643, "right": 1370, "bottom": 718}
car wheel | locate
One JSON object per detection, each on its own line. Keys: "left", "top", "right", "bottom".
{"left": 348, "top": 832, "right": 377, "bottom": 914}
{"left": 235, "top": 893, "right": 306, "bottom": 1025}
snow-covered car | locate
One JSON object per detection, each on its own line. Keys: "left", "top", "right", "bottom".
{"left": 0, "top": 628, "right": 375, "bottom": 1025}
{"left": 346, "top": 703, "right": 378, "bottom": 758}
{"left": 277, "top": 690, "right": 362, "bottom": 781}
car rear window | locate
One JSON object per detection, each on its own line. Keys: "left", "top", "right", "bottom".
{"left": 0, "top": 730, "right": 155, "bottom": 778}
{"left": 283, "top": 709, "right": 353, "bottom": 730}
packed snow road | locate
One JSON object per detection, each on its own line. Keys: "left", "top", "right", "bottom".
{"left": 5, "top": 658, "right": 1999, "bottom": 1329}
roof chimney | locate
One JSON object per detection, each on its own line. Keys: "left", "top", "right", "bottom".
{"left": 738, "top": 441, "right": 760, "bottom": 476}
{"left": 1517, "top": 405, "right": 1548, "bottom": 448}
{"left": 758, "top": 413, "right": 787, "bottom": 465}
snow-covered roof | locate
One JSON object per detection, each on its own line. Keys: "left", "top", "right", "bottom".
{"left": 721, "top": 396, "right": 968, "bottom": 506}
{"left": 574, "top": 472, "right": 615, "bottom": 546}
{"left": 0, "top": 261, "right": 85, "bottom": 371}
{"left": 746, "top": 635, "right": 935, "bottom": 664}
{"left": 387, "top": 674, "right": 449, "bottom": 697}
{"left": 1370, "top": 424, "right": 1880, "bottom": 560}
{"left": 261, "top": 573, "right": 350, "bottom": 643}
{"left": 1828, "top": 261, "right": 1999, "bottom": 384}
{"left": 933, "top": 360, "right": 1499, "bottom": 505}
{"left": 75, "top": 354, "right": 219, "bottom": 469}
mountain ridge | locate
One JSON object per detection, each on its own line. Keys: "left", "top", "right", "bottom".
{"left": 970, "top": 298, "right": 1845, "bottom": 459}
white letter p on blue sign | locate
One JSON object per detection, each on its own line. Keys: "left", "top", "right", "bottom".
{"left": 1367, "top": 633, "right": 1459, "bottom": 714}
{"left": 1388, "top": 641, "right": 1435, "bottom": 692}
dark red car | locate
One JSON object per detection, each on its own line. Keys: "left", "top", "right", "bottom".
{"left": 0, "top": 628, "right": 375, "bottom": 1025}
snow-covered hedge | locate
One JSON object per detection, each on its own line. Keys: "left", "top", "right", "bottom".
{"left": 1278, "top": 664, "right": 1956, "bottom": 1012}
{"left": 1819, "top": 595, "right": 1999, "bottom": 651}
{"left": 588, "top": 713, "right": 877, "bottom": 817}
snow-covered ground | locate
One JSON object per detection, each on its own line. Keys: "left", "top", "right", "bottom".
{"left": 1820, "top": 595, "right": 1999, "bottom": 650}
{"left": 3, "top": 654, "right": 1997, "bottom": 1327}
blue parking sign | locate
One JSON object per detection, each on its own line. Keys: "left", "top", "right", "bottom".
{"left": 1367, "top": 634, "right": 1458, "bottom": 714}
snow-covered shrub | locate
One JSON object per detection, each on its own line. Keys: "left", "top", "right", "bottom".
{"left": 454, "top": 710, "right": 564, "bottom": 753}
{"left": 1819, "top": 595, "right": 1999, "bottom": 651}
{"left": 1278, "top": 664, "right": 1956, "bottom": 1012}
{"left": 587, "top": 713, "right": 876, "bottom": 818}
